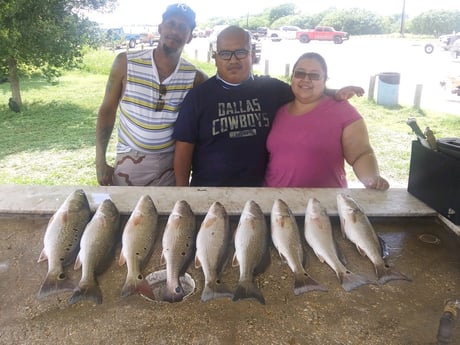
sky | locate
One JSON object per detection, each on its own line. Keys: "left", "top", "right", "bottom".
{"left": 87, "top": 0, "right": 459, "bottom": 28}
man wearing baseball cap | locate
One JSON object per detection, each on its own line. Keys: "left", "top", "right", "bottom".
{"left": 96, "top": 3, "right": 207, "bottom": 187}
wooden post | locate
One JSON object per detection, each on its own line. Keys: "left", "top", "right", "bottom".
{"left": 414, "top": 84, "right": 423, "bottom": 109}
{"left": 195, "top": 49, "right": 198, "bottom": 60}
{"left": 264, "top": 60, "right": 269, "bottom": 76}
{"left": 285, "top": 64, "right": 290, "bottom": 78}
{"left": 368, "top": 75, "right": 376, "bottom": 102}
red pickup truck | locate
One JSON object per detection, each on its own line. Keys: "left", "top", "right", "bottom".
{"left": 296, "top": 26, "right": 349, "bottom": 44}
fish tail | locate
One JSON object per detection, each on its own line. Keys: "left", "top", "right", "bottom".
{"left": 68, "top": 282, "right": 103, "bottom": 305}
{"left": 376, "top": 265, "right": 411, "bottom": 285}
{"left": 339, "top": 271, "right": 375, "bottom": 292}
{"left": 232, "top": 280, "right": 265, "bottom": 305}
{"left": 121, "top": 276, "right": 156, "bottom": 301}
{"left": 37, "top": 272, "right": 75, "bottom": 299}
{"left": 161, "top": 284, "right": 186, "bottom": 303}
{"left": 201, "top": 281, "right": 234, "bottom": 302}
{"left": 293, "top": 272, "right": 328, "bottom": 295}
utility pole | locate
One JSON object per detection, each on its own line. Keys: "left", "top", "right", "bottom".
{"left": 400, "top": 0, "right": 406, "bottom": 37}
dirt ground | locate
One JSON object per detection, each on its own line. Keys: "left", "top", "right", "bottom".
{"left": 1, "top": 214, "right": 459, "bottom": 345}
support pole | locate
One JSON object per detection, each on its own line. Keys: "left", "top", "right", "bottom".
{"left": 414, "top": 84, "right": 423, "bottom": 109}
{"left": 368, "top": 75, "right": 376, "bottom": 102}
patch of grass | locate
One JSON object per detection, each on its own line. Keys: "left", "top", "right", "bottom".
{"left": 0, "top": 49, "right": 459, "bottom": 187}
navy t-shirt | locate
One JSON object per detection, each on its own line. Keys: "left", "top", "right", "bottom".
{"left": 173, "top": 75, "right": 293, "bottom": 187}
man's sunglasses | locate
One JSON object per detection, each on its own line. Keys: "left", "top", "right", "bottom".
{"left": 155, "top": 84, "right": 167, "bottom": 112}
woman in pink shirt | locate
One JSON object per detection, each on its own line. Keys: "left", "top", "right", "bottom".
{"left": 264, "top": 52, "right": 389, "bottom": 190}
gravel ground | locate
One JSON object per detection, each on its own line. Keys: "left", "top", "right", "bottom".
{"left": 1, "top": 215, "right": 459, "bottom": 345}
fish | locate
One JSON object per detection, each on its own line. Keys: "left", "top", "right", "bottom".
{"left": 304, "top": 198, "right": 373, "bottom": 292}
{"left": 336, "top": 193, "right": 410, "bottom": 285}
{"left": 271, "top": 199, "right": 327, "bottom": 295}
{"left": 232, "top": 200, "right": 270, "bottom": 304}
{"left": 37, "top": 189, "right": 91, "bottom": 298}
{"left": 160, "top": 200, "right": 197, "bottom": 303}
{"left": 118, "top": 195, "right": 159, "bottom": 300}
{"left": 68, "top": 199, "right": 121, "bottom": 305}
{"left": 195, "top": 201, "right": 233, "bottom": 302}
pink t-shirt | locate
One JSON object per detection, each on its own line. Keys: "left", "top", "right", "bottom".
{"left": 264, "top": 96, "right": 362, "bottom": 187}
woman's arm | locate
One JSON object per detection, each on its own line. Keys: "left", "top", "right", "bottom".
{"left": 342, "top": 119, "right": 389, "bottom": 190}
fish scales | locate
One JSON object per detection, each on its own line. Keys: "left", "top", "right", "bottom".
{"left": 336, "top": 193, "right": 410, "bottom": 285}
{"left": 68, "top": 199, "right": 121, "bottom": 305}
{"left": 195, "top": 201, "right": 233, "bottom": 302}
{"left": 271, "top": 199, "right": 327, "bottom": 295}
{"left": 160, "top": 200, "right": 197, "bottom": 303}
{"left": 232, "top": 200, "right": 270, "bottom": 304}
{"left": 304, "top": 198, "right": 373, "bottom": 292}
{"left": 119, "top": 195, "right": 159, "bottom": 300}
{"left": 37, "top": 189, "right": 91, "bottom": 298}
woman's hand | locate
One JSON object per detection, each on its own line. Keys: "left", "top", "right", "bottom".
{"left": 335, "top": 86, "right": 365, "bottom": 100}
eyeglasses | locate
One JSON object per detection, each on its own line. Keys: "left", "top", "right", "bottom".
{"left": 155, "top": 84, "right": 167, "bottom": 112}
{"left": 293, "top": 70, "right": 322, "bottom": 81}
{"left": 217, "top": 49, "right": 250, "bottom": 60}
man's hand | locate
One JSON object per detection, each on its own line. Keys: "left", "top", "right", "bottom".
{"left": 96, "top": 163, "right": 114, "bottom": 186}
{"left": 335, "top": 86, "right": 365, "bottom": 101}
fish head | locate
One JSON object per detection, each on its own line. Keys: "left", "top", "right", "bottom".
{"left": 306, "top": 198, "right": 324, "bottom": 217}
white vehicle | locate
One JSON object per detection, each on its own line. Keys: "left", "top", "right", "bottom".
{"left": 268, "top": 25, "right": 301, "bottom": 42}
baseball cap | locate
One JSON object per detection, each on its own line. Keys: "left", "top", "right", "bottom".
{"left": 162, "top": 3, "right": 196, "bottom": 30}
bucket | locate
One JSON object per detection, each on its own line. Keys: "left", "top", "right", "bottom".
{"left": 377, "top": 72, "right": 400, "bottom": 106}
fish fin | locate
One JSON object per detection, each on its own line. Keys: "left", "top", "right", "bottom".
{"left": 376, "top": 264, "right": 411, "bottom": 285}
{"left": 201, "top": 281, "right": 234, "bottom": 302}
{"left": 194, "top": 255, "right": 201, "bottom": 269}
{"left": 355, "top": 244, "right": 367, "bottom": 257}
{"left": 118, "top": 252, "right": 126, "bottom": 266}
{"left": 73, "top": 254, "right": 82, "bottom": 270}
{"left": 232, "top": 253, "right": 239, "bottom": 267}
{"left": 378, "top": 236, "right": 389, "bottom": 259}
{"left": 68, "top": 282, "right": 103, "bottom": 305}
{"left": 121, "top": 276, "right": 155, "bottom": 301}
{"left": 332, "top": 230, "right": 348, "bottom": 265}
{"left": 339, "top": 270, "right": 375, "bottom": 292}
{"left": 339, "top": 217, "right": 346, "bottom": 238}
{"left": 37, "top": 272, "right": 75, "bottom": 299}
{"left": 232, "top": 280, "right": 265, "bottom": 305}
{"left": 315, "top": 253, "right": 326, "bottom": 264}
{"left": 160, "top": 252, "right": 166, "bottom": 266}
{"left": 293, "top": 272, "right": 328, "bottom": 295}
{"left": 161, "top": 284, "right": 185, "bottom": 303}
{"left": 37, "top": 248, "right": 48, "bottom": 263}
{"left": 254, "top": 247, "right": 271, "bottom": 276}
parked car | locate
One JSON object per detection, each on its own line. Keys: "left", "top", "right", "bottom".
{"left": 439, "top": 33, "right": 460, "bottom": 50}
{"left": 106, "top": 27, "right": 140, "bottom": 49}
{"left": 139, "top": 27, "right": 160, "bottom": 46}
{"left": 296, "top": 26, "right": 349, "bottom": 44}
{"left": 268, "top": 25, "right": 301, "bottom": 42}
{"left": 208, "top": 25, "right": 262, "bottom": 64}
{"left": 450, "top": 38, "right": 460, "bottom": 59}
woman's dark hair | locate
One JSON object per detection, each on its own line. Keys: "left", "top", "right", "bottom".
{"left": 292, "top": 52, "right": 328, "bottom": 80}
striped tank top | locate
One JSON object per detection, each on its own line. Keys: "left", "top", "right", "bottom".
{"left": 117, "top": 49, "right": 197, "bottom": 153}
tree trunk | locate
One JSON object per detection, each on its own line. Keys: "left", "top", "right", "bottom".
{"left": 8, "top": 56, "right": 22, "bottom": 108}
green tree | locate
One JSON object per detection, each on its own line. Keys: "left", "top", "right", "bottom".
{"left": 0, "top": 0, "right": 116, "bottom": 111}
{"left": 321, "top": 8, "right": 387, "bottom": 35}
{"left": 268, "top": 3, "right": 297, "bottom": 25}
{"left": 409, "top": 10, "right": 460, "bottom": 36}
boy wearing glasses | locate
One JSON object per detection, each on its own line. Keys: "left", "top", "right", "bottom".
{"left": 95, "top": 3, "right": 207, "bottom": 186}
{"left": 173, "top": 26, "right": 363, "bottom": 187}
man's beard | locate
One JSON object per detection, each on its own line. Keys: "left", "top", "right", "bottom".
{"left": 162, "top": 42, "right": 181, "bottom": 56}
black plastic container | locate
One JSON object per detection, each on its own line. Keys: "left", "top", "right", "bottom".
{"left": 408, "top": 140, "right": 460, "bottom": 225}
